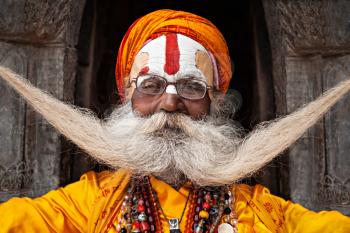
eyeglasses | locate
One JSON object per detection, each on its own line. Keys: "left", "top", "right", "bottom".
{"left": 131, "top": 75, "right": 212, "bottom": 100}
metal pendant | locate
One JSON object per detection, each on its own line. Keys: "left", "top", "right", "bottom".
{"left": 218, "top": 223, "right": 235, "bottom": 233}
{"left": 169, "top": 218, "right": 181, "bottom": 233}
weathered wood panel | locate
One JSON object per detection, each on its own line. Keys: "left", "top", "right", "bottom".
{"left": 263, "top": 0, "right": 350, "bottom": 214}
{"left": 321, "top": 56, "right": 350, "bottom": 214}
{"left": 278, "top": 0, "right": 350, "bottom": 55}
{"left": 286, "top": 56, "right": 350, "bottom": 214}
{"left": 23, "top": 47, "right": 77, "bottom": 197}
{"left": 0, "top": 0, "right": 85, "bottom": 201}
{"left": 285, "top": 56, "right": 326, "bottom": 210}
{"left": 0, "top": 43, "right": 77, "bottom": 200}
{"left": 0, "top": 43, "right": 28, "bottom": 201}
{"left": 0, "top": 0, "right": 85, "bottom": 45}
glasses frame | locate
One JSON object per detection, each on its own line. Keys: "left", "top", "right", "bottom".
{"left": 130, "top": 75, "right": 213, "bottom": 100}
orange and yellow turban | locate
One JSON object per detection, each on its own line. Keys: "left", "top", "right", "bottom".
{"left": 115, "top": 9, "right": 232, "bottom": 102}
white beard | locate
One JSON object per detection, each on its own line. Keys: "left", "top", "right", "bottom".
{"left": 102, "top": 103, "right": 242, "bottom": 186}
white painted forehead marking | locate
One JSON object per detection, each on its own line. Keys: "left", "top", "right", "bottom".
{"left": 138, "top": 36, "right": 166, "bottom": 77}
{"left": 166, "top": 85, "right": 177, "bottom": 94}
{"left": 137, "top": 33, "right": 211, "bottom": 94}
{"left": 176, "top": 34, "right": 208, "bottom": 77}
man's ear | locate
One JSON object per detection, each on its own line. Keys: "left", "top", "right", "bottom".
{"left": 124, "top": 76, "right": 134, "bottom": 100}
{"left": 210, "top": 89, "right": 242, "bottom": 117}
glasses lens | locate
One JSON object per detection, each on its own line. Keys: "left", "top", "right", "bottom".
{"left": 137, "top": 76, "right": 166, "bottom": 95}
{"left": 176, "top": 78, "right": 207, "bottom": 99}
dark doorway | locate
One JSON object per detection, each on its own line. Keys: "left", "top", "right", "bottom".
{"left": 73, "top": 0, "right": 278, "bottom": 195}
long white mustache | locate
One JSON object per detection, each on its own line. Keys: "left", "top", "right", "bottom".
{"left": 0, "top": 66, "right": 349, "bottom": 186}
{"left": 102, "top": 106, "right": 242, "bottom": 186}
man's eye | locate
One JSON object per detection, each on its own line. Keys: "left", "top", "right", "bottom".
{"left": 186, "top": 81, "right": 204, "bottom": 91}
{"left": 142, "top": 81, "right": 158, "bottom": 88}
{"left": 178, "top": 79, "right": 206, "bottom": 91}
{"left": 138, "top": 76, "right": 166, "bottom": 95}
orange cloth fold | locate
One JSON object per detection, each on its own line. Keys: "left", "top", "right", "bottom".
{"left": 1, "top": 170, "right": 350, "bottom": 233}
{"left": 115, "top": 9, "right": 232, "bottom": 101}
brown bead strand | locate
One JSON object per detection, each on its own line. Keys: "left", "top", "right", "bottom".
{"left": 208, "top": 187, "right": 224, "bottom": 233}
{"left": 228, "top": 186, "right": 238, "bottom": 232}
{"left": 145, "top": 177, "right": 163, "bottom": 233}
{"left": 138, "top": 182, "right": 153, "bottom": 232}
{"left": 184, "top": 191, "right": 196, "bottom": 233}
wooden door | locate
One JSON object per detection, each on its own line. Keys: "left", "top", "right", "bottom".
{"left": 263, "top": 0, "right": 350, "bottom": 215}
{"left": 0, "top": 0, "right": 85, "bottom": 201}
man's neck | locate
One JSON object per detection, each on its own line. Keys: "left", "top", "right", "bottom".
{"left": 170, "top": 180, "right": 189, "bottom": 191}
{"left": 154, "top": 173, "right": 189, "bottom": 191}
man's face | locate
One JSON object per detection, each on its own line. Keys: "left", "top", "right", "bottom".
{"left": 130, "top": 34, "right": 214, "bottom": 119}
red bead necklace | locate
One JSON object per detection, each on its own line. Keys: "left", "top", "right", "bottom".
{"left": 113, "top": 177, "right": 238, "bottom": 233}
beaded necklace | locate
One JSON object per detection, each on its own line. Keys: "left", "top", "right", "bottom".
{"left": 113, "top": 177, "right": 238, "bottom": 233}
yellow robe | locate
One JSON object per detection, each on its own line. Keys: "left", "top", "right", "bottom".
{"left": 0, "top": 169, "right": 349, "bottom": 233}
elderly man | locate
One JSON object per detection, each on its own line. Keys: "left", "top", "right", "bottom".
{"left": 0, "top": 9, "right": 349, "bottom": 233}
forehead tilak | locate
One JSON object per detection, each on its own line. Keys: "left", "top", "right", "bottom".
{"left": 133, "top": 34, "right": 213, "bottom": 95}
{"left": 138, "top": 34, "right": 208, "bottom": 78}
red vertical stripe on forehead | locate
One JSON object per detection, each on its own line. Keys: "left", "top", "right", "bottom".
{"left": 164, "top": 34, "right": 180, "bottom": 75}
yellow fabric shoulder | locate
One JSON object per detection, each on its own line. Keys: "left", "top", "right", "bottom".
{"left": 0, "top": 169, "right": 129, "bottom": 233}
{"left": 0, "top": 170, "right": 349, "bottom": 233}
{"left": 234, "top": 184, "right": 350, "bottom": 233}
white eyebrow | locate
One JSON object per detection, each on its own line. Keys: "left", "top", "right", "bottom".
{"left": 146, "top": 71, "right": 165, "bottom": 77}
{"left": 135, "top": 68, "right": 207, "bottom": 84}
{"left": 135, "top": 74, "right": 157, "bottom": 85}
{"left": 175, "top": 69, "right": 206, "bottom": 81}
{"left": 135, "top": 67, "right": 165, "bottom": 79}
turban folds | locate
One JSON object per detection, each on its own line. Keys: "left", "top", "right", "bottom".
{"left": 115, "top": 9, "right": 232, "bottom": 101}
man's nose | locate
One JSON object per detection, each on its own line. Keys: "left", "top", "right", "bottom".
{"left": 159, "top": 92, "right": 185, "bottom": 113}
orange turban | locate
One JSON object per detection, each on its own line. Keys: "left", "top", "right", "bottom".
{"left": 115, "top": 9, "right": 232, "bottom": 102}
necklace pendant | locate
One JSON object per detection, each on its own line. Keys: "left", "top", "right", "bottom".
{"left": 169, "top": 218, "right": 181, "bottom": 233}
{"left": 218, "top": 223, "right": 236, "bottom": 233}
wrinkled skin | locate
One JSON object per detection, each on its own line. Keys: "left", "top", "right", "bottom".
{"left": 129, "top": 34, "right": 214, "bottom": 119}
